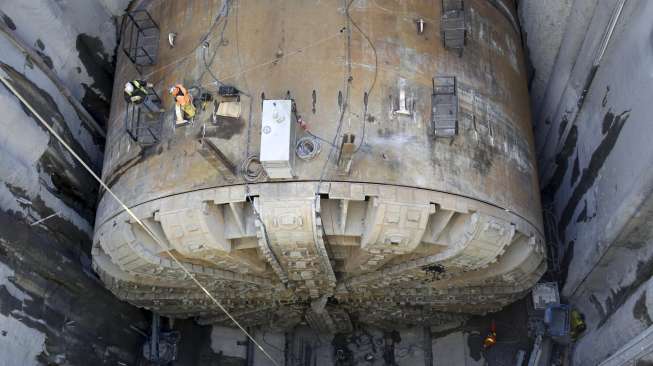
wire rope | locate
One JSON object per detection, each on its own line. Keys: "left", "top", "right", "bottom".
{"left": 0, "top": 75, "right": 282, "bottom": 366}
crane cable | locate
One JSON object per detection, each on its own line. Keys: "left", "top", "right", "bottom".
{"left": 0, "top": 75, "right": 281, "bottom": 366}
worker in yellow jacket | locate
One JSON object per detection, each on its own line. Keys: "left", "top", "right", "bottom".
{"left": 169, "top": 84, "right": 196, "bottom": 126}
{"left": 124, "top": 79, "right": 152, "bottom": 104}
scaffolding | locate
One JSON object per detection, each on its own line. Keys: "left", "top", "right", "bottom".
{"left": 125, "top": 88, "right": 163, "bottom": 146}
{"left": 121, "top": 10, "right": 160, "bottom": 69}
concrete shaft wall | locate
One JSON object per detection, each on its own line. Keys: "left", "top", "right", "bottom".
{"left": 521, "top": 0, "right": 653, "bottom": 364}
{"left": 0, "top": 2, "right": 146, "bottom": 365}
{"left": 94, "top": 0, "right": 545, "bottom": 331}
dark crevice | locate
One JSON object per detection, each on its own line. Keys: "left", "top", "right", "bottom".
{"left": 542, "top": 125, "right": 578, "bottom": 201}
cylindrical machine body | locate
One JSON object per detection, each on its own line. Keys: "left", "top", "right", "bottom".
{"left": 94, "top": 0, "right": 545, "bottom": 330}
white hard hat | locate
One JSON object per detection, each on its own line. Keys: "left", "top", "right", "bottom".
{"left": 124, "top": 82, "right": 134, "bottom": 94}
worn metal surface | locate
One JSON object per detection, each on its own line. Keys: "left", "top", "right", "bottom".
{"left": 94, "top": 0, "right": 544, "bottom": 329}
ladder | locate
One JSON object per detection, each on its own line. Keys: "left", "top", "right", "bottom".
{"left": 441, "top": 0, "right": 466, "bottom": 55}
{"left": 121, "top": 10, "right": 160, "bottom": 69}
{"left": 431, "top": 76, "right": 459, "bottom": 138}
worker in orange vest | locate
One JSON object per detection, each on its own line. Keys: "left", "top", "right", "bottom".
{"left": 169, "top": 84, "right": 196, "bottom": 126}
{"left": 483, "top": 320, "right": 497, "bottom": 349}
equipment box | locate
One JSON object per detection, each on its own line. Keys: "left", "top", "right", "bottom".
{"left": 260, "top": 100, "right": 296, "bottom": 179}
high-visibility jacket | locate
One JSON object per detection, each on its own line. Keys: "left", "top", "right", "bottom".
{"left": 124, "top": 80, "right": 149, "bottom": 104}
{"left": 173, "top": 84, "right": 192, "bottom": 106}
{"left": 173, "top": 84, "right": 195, "bottom": 118}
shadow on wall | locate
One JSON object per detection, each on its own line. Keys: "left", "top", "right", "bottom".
{"left": 0, "top": 208, "right": 147, "bottom": 365}
{"left": 76, "top": 33, "right": 116, "bottom": 125}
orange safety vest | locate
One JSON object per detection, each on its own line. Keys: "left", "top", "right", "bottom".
{"left": 174, "top": 85, "right": 191, "bottom": 106}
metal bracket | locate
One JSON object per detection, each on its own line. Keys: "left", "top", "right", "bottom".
{"left": 431, "top": 76, "right": 458, "bottom": 138}
{"left": 441, "top": 0, "right": 466, "bottom": 55}
{"left": 394, "top": 88, "right": 412, "bottom": 116}
{"left": 337, "top": 134, "right": 356, "bottom": 174}
{"left": 197, "top": 137, "right": 237, "bottom": 178}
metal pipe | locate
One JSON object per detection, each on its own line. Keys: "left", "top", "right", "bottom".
{"left": 150, "top": 313, "right": 160, "bottom": 362}
{"left": 595, "top": 0, "right": 627, "bottom": 66}
{"left": 423, "top": 326, "right": 433, "bottom": 366}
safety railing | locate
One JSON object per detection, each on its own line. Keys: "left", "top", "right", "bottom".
{"left": 125, "top": 88, "right": 163, "bottom": 146}
{"left": 121, "top": 10, "right": 160, "bottom": 69}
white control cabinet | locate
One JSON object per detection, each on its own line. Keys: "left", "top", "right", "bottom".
{"left": 260, "top": 100, "right": 295, "bottom": 179}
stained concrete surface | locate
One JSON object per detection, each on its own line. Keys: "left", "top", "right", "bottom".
{"left": 0, "top": 55, "right": 146, "bottom": 362}
{"left": 0, "top": 17, "right": 105, "bottom": 164}
{"left": 520, "top": 0, "right": 653, "bottom": 364}
{"left": 99, "top": 0, "right": 133, "bottom": 17}
{"left": 0, "top": 0, "right": 118, "bottom": 125}
{"left": 572, "top": 277, "right": 653, "bottom": 365}
{"left": 0, "top": 1, "right": 150, "bottom": 365}
{"left": 517, "top": 0, "right": 573, "bottom": 107}
{"left": 0, "top": 210, "right": 147, "bottom": 365}
{"left": 5, "top": 0, "right": 653, "bottom": 364}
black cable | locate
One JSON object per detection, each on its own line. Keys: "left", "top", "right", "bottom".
{"left": 306, "top": 130, "right": 337, "bottom": 148}
{"left": 346, "top": 0, "right": 378, "bottom": 153}
{"left": 353, "top": 92, "right": 368, "bottom": 153}
{"left": 200, "top": 0, "right": 231, "bottom": 46}
{"left": 141, "top": 0, "right": 232, "bottom": 79}
{"left": 199, "top": 0, "right": 232, "bottom": 85}
{"left": 347, "top": 1, "right": 378, "bottom": 97}
{"left": 314, "top": 0, "right": 354, "bottom": 199}
{"left": 201, "top": 0, "right": 254, "bottom": 100}
{"left": 204, "top": 48, "right": 234, "bottom": 96}
{"left": 291, "top": 100, "right": 338, "bottom": 149}
{"left": 202, "top": 47, "right": 224, "bottom": 87}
